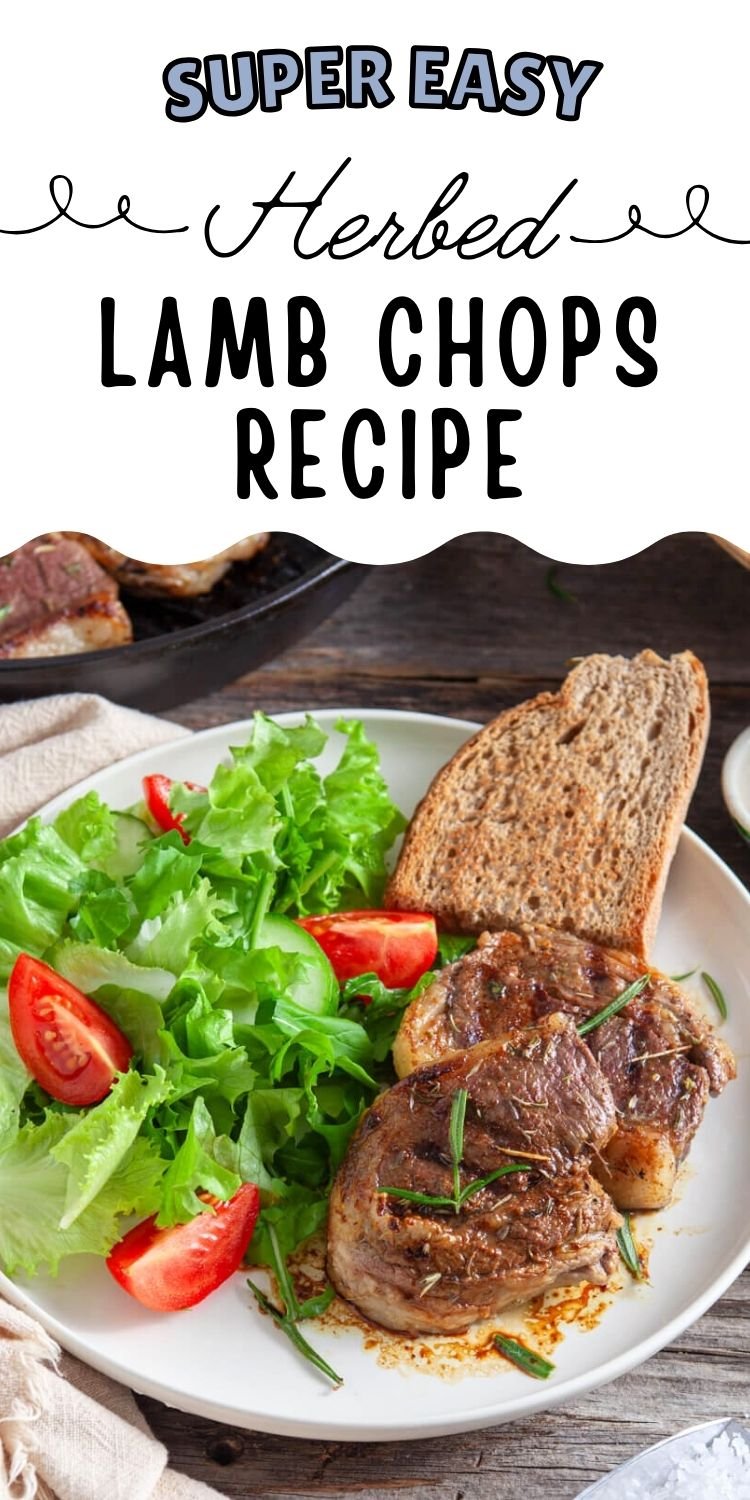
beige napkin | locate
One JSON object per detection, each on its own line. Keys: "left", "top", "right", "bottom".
{"left": 0, "top": 694, "right": 191, "bottom": 838}
{"left": 0, "top": 695, "right": 224, "bottom": 1500}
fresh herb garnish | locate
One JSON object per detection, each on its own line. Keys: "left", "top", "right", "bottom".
{"left": 734, "top": 820, "right": 750, "bottom": 846}
{"left": 701, "top": 971, "right": 728, "bottom": 1021}
{"left": 0, "top": 603, "right": 13, "bottom": 623}
{"left": 379, "top": 1087, "right": 529, "bottom": 1214}
{"left": 494, "top": 1333, "right": 555, "bottom": 1380}
{"left": 247, "top": 1225, "right": 342, "bottom": 1388}
{"left": 616, "top": 1212, "right": 644, "bottom": 1280}
{"left": 449, "top": 1087, "right": 468, "bottom": 1204}
{"left": 671, "top": 969, "right": 697, "bottom": 983}
{"left": 577, "top": 974, "right": 651, "bottom": 1038}
{"left": 545, "top": 565, "right": 576, "bottom": 604}
{"left": 380, "top": 1163, "right": 529, "bottom": 1212}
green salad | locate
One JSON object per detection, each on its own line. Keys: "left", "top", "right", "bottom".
{"left": 0, "top": 714, "right": 471, "bottom": 1380}
{"left": 0, "top": 715, "right": 414, "bottom": 1257}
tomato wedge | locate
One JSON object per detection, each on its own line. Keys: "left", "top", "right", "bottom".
{"left": 107, "top": 1184, "right": 260, "bottom": 1311}
{"left": 142, "top": 774, "right": 206, "bottom": 845}
{"left": 297, "top": 910, "right": 438, "bottom": 989}
{"left": 8, "top": 954, "right": 133, "bottom": 1106}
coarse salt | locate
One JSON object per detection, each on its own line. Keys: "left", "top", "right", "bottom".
{"left": 583, "top": 1423, "right": 750, "bottom": 1499}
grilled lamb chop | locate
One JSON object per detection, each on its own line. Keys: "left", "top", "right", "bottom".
{"left": 0, "top": 538, "right": 132, "bottom": 658}
{"left": 328, "top": 1014, "right": 620, "bottom": 1335}
{"left": 62, "top": 534, "right": 270, "bottom": 597}
{"left": 393, "top": 925, "right": 736, "bottom": 1211}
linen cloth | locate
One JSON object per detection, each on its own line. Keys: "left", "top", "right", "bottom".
{"left": 0, "top": 695, "right": 223, "bottom": 1500}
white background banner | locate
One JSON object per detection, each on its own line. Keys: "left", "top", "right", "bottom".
{"left": 0, "top": 0, "right": 747, "bottom": 564}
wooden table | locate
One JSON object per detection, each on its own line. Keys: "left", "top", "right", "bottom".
{"left": 139, "top": 532, "right": 750, "bottom": 1499}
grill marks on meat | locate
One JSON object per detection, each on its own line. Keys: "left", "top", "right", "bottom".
{"left": 327, "top": 1014, "right": 620, "bottom": 1335}
{"left": 393, "top": 925, "right": 736, "bottom": 1210}
{"left": 0, "top": 539, "right": 132, "bottom": 658}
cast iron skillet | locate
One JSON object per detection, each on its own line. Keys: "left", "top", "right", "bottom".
{"left": 0, "top": 535, "right": 362, "bottom": 712}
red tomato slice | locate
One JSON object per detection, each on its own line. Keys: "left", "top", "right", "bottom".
{"left": 8, "top": 954, "right": 133, "bottom": 1106}
{"left": 107, "top": 1183, "right": 260, "bottom": 1311}
{"left": 297, "top": 910, "right": 438, "bottom": 990}
{"left": 142, "top": 774, "right": 206, "bottom": 845}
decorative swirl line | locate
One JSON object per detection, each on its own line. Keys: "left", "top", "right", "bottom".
{"left": 571, "top": 184, "right": 750, "bottom": 247}
{"left": 0, "top": 176, "right": 188, "bottom": 236}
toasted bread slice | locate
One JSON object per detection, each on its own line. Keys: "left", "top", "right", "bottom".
{"left": 386, "top": 651, "right": 709, "bottom": 958}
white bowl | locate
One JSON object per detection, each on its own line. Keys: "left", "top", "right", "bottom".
{"left": 722, "top": 727, "right": 750, "bottom": 844}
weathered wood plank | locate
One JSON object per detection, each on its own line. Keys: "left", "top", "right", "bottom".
{"left": 139, "top": 1269, "right": 750, "bottom": 1497}
{"left": 143, "top": 531, "right": 750, "bottom": 1498}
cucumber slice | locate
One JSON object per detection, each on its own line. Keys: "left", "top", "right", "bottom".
{"left": 258, "top": 913, "right": 338, "bottom": 1015}
{"left": 99, "top": 813, "right": 152, "bottom": 881}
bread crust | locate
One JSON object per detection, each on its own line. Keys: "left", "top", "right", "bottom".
{"left": 386, "top": 651, "right": 710, "bottom": 959}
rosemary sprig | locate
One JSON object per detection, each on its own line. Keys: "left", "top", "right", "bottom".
{"left": 380, "top": 1162, "right": 529, "bottom": 1212}
{"left": 449, "top": 1087, "right": 468, "bottom": 1205}
{"left": 247, "top": 1225, "right": 342, "bottom": 1387}
{"left": 616, "top": 1212, "right": 644, "bottom": 1280}
{"left": 671, "top": 969, "right": 697, "bottom": 983}
{"left": 577, "top": 974, "right": 651, "bottom": 1038}
{"left": 379, "top": 1088, "right": 528, "bottom": 1213}
{"left": 702, "top": 971, "right": 728, "bottom": 1021}
{"left": 546, "top": 565, "right": 576, "bottom": 604}
{"left": 494, "top": 1333, "right": 555, "bottom": 1380}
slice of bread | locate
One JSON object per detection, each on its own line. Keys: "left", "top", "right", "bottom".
{"left": 386, "top": 651, "right": 709, "bottom": 958}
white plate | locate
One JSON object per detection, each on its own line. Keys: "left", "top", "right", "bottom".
{"left": 2, "top": 709, "right": 750, "bottom": 1441}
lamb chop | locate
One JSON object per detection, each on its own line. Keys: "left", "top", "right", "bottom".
{"left": 0, "top": 537, "right": 132, "bottom": 658}
{"left": 328, "top": 1014, "right": 620, "bottom": 1335}
{"left": 62, "top": 534, "right": 270, "bottom": 597}
{"left": 393, "top": 925, "right": 736, "bottom": 1211}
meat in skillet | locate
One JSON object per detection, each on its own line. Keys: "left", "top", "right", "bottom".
{"left": 63, "top": 534, "right": 270, "bottom": 596}
{"left": 393, "top": 925, "right": 736, "bottom": 1211}
{"left": 0, "top": 537, "right": 132, "bottom": 658}
{"left": 327, "top": 1014, "right": 620, "bottom": 1335}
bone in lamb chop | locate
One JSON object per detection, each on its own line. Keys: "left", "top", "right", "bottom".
{"left": 0, "top": 537, "right": 132, "bottom": 658}
{"left": 393, "top": 925, "right": 736, "bottom": 1212}
{"left": 327, "top": 1013, "right": 620, "bottom": 1336}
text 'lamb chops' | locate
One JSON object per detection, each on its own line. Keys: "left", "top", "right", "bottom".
{"left": 393, "top": 925, "right": 736, "bottom": 1211}
{"left": 327, "top": 1014, "right": 620, "bottom": 1336}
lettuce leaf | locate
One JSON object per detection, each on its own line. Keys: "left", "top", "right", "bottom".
{"left": 156, "top": 1096, "right": 240, "bottom": 1225}
{"left": 129, "top": 835, "right": 204, "bottom": 918}
{"left": 238, "top": 1087, "right": 306, "bottom": 1194}
{"left": 54, "top": 791, "right": 117, "bottom": 867}
{"left": 126, "top": 879, "right": 220, "bottom": 973}
{"left": 50, "top": 938, "right": 175, "bottom": 1071}
{"left": 437, "top": 933, "right": 477, "bottom": 964}
{"left": 248, "top": 1189, "right": 328, "bottom": 1267}
{"left": 51, "top": 938, "right": 176, "bottom": 1002}
{"left": 0, "top": 990, "right": 29, "bottom": 1151}
{"left": 340, "top": 969, "right": 436, "bottom": 1061}
{"left": 0, "top": 1113, "right": 164, "bottom": 1275}
{"left": 232, "top": 714, "right": 328, "bottom": 792}
{"left": 0, "top": 821, "right": 86, "bottom": 955}
{"left": 70, "top": 883, "right": 134, "bottom": 948}
{"left": 51, "top": 1068, "right": 169, "bottom": 1228}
